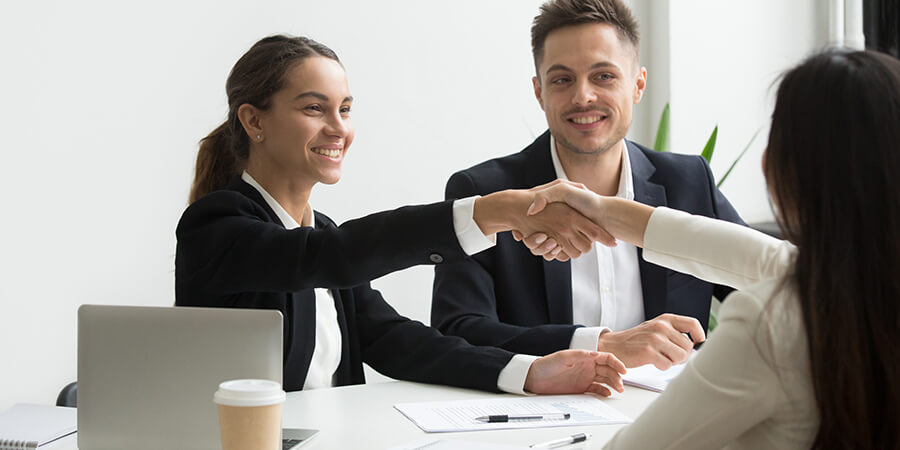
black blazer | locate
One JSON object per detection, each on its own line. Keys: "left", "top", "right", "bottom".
{"left": 431, "top": 131, "right": 745, "bottom": 355}
{"left": 175, "top": 176, "right": 513, "bottom": 392}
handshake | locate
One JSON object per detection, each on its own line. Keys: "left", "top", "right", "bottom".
{"left": 473, "top": 180, "right": 703, "bottom": 395}
{"left": 472, "top": 179, "right": 651, "bottom": 261}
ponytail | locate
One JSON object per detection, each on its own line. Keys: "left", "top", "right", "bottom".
{"left": 189, "top": 122, "right": 240, "bottom": 203}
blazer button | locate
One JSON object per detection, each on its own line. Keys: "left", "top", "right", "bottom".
{"left": 429, "top": 253, "right": 444, "bottom": 264}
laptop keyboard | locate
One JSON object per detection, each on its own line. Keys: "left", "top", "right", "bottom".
{"left": 283, "top": 439, "right": 304, "bottom": 450}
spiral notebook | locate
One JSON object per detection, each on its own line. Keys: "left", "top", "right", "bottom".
{"left": 0, "top": 404, "right": 76, "bottom": 449}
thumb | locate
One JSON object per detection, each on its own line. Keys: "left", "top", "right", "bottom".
{"left": 527, "top": 195, "right": 549, "bottom": 216}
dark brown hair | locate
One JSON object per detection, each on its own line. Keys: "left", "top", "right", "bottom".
{"left": 765, "top": 49, "right": 900, "bottom": 449}
{"left": 530, "top": 0, "right": 639, "bottom": 76}
{"left": 189, "top": 35, "right": 340, "bottom": 203}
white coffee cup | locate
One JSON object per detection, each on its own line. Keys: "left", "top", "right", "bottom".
{"left": 213, "top": 379, "right": 286, "bottom": 450}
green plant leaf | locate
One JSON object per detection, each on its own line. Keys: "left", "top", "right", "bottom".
{"left": 717, "top": 128, "right": 762, "bottom": 188}
{"left": 701, "top": 125, "right": 718, "bottom": 163}
{"left": 653, "top": 103, "right": 670, "bottom": 152}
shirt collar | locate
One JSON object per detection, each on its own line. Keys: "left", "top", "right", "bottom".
{"left": 241, "top": 171, "right": 309, "bottom": 230}
{"left": 549, "top": 135, "right": 634, "bottom": 201}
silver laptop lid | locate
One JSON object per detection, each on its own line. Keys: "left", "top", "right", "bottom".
{"left": 78, "top": 305, "right": 282, "bottom": 450}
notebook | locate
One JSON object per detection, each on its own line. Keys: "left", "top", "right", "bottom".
{"left": 0, "top": 403, "right": 76, "bottom": 449}
{"left": 77, "top": 304, "right": 285, "bottom": 450}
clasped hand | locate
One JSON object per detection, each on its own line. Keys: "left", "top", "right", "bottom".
{"left": 508, "top": 180, "right": 615, "bottom": 262}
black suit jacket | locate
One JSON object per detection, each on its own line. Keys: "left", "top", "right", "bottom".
{"left": 431, "top": 131, "right": 745, "bottom": 355}
{"left": 175, "top": 176, "right": 513, "bottom": 392}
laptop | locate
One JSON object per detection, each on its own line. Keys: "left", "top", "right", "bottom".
{"left": 77, "top": 304, "right": 316, "bottom": 450}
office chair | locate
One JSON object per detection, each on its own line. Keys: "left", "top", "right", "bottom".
{"left": 56, "top": 381, "right": 77, "bottom": 407}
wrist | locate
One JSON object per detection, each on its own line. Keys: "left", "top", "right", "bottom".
{"left": 596, "top": 329, "right": 612, "bottom": 351}
{"left": 474, "top": 190, "right": 529, "bottom": 235}
{"left": 523, "top": 361, "right": 536, "bottom": 393}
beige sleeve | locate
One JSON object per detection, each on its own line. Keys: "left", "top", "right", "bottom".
{"left": 642, "top": 207, "right": 795, "bottom": 290}
{"left": 604, "top": 291, "right": 787, "bottom": 449}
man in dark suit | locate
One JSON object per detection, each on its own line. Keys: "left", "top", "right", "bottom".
{"left": 431, "top": 0, "right": 745, "bottom": 369}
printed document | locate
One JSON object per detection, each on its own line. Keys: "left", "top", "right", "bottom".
{"left": 394, "top": 394, "right": 631, "bottom": 433}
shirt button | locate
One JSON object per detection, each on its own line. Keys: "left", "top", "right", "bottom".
{"left": 602, "top": 286, "right": 611, "bottom": 294}
{"left": 429, "top": 253, "right": 444, "bottom": 264}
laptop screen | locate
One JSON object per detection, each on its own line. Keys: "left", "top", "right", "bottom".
{"left": 77, "top": 305, "right": 282, "bottom": 450}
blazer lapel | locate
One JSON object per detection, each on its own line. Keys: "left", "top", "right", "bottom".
{"left": 628, "top": 142, "right": 670, "bottom": 320}
{"left": 525, "top": 132, "right": 575, "bottom": 324}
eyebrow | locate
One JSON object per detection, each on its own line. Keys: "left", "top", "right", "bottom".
{"left": 544, "top": 61, "right": 622, "bottom": 76}
{"left": 294, "top": 91, "right": 354, "bottom": 103}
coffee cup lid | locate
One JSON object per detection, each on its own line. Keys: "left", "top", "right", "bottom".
{"left": 213, "top": 379, "right": 286, "bottom": 407}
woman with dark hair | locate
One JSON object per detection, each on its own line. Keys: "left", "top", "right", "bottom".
{"left": 175, "top": 34, "right": 627, "bottom": 395}
{"left": 525, "top": 49, "right": 900, "bottom": 448}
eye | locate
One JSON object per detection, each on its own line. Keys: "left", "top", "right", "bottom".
{"left": 305, "top": 104, "right": 322, "bottom": 112}
{"left": 595, "top": 73, "right": 615, "bottom": 81}
{"left": 551, "top": 76, "right": 572, "bottom": 85}
{"left": 340, "top": 105, "right": 352, "bottom": 115}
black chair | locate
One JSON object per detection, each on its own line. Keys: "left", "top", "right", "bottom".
{"left": 56, "top": 381, "right": 77, "bottom": 408}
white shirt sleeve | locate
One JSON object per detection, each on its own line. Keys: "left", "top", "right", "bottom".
{"left": 496, "top": 354, "right": 540, "bottom": 395}
{"left": 569, "top": 327, "right": 609, "bottom": 351}
{"left": 452, "top": 196, "right": 497, "bottom": 255}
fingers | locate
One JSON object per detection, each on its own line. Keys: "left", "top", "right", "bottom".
{"left": 665, "top": 313, "right": 706, "bottom": 345}
{"left": 523, "top": 233, "right": 556, "bottom": 256}
{"left": 586, "top": 382, "right": 613, "bottom": 397}
{"left": 527, "top": 182, "right": 579, "bottom": 216}
{"left": 594, "top": 351, "right": 627, "bottom": 375}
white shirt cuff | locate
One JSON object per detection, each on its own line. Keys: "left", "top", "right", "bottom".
{"left": 452, "top": 196, "right": 497, "bottom": 255}
{"left": 497, "top": 354, "right": 540, "bottom": 395}
{"left": 570, "top": 327, "right": 609, "bottom": 351}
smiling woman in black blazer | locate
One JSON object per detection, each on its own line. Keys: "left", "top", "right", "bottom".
{"left": 175, "top": 34, "right": 625, "bottom": 395}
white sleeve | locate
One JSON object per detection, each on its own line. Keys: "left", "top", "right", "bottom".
{"left": 569, "top": 327, "right": 608, "bottom": 351}
{"left": 604, "top": 291, "right": 787, "bottom": 449}
{"left": 642, "top": 207, "right": 795, "bottom": 290}
{"left": 452, "top": 196, "right": 497, "bottom": 255}
{"left": 496, "top": 354, "right": 540, "bottom": 395}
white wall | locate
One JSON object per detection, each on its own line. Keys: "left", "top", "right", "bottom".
{"left": 665, "top": 0, "right": 829, "bottom": 222}
{"left": 0, "top": 0, "right": 827, "bottom": 410}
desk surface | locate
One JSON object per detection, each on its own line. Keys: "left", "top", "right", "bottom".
{"left": 48, "top": 381, "right": 658, "bottom": 449}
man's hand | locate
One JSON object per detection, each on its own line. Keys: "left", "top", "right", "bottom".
{"left": 596, "top": 313, "right": 705, "bottom": 369}
{"left": 524, "top": 350, "right": 626, "bottom": 397}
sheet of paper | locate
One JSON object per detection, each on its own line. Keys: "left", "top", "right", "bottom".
{"left": 394, "top": 394, "right": 631, "bottom": 433}
{"left": 623, "top": 362, "right": 687, "bottom": 392}
{"left": 388, "top": 438, "right": 529, "bottom": 450}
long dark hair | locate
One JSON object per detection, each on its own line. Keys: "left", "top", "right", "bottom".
{"left": 764, "top": 49, "right": 900, "bottom": 448}
{"left": 189, "top": 35, "right": 340, "bottom": 203}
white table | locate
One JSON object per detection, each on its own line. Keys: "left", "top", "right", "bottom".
{"left": 47, "top": 381, "right": 659, "bottom": 449}
{"left": 282, "top": 381, "right": 658, "bottom": 449}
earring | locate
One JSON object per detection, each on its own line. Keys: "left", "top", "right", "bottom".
{"left": 256, "top": 134, "right": 262, "bottom": 141}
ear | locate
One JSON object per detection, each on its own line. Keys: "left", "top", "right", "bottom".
{"left": 633, "top": 67, "right": 647, "bottom": 104}
{"left": 237, "top": 104, "right": 264, "bottom": 142}
{"left": 532, "top": 76, "right": 545, "bottom": 110}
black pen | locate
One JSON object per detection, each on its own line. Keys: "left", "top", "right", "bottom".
{"left": 474, "top": 413, "right": 571, "bottom": 423}
{"left": 529, "top": 432, "right": 592, "bottom": 448}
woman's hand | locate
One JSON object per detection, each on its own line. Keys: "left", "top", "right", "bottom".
{"left": 524, "top": 349, "right": 626, "bottom": 397}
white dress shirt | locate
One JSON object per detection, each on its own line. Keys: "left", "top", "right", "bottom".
{"left": 242, "top": 171, "right": 534, "bottom": 393}
{"left": 549, "top": 138, "right": 645, "bottom": 351}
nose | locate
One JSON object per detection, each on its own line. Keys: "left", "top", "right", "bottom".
{"left": 324, "top": 111, "right": 350, "bottom": 138}
{"left": 572, "top": 79, "right": 597, "bottom": 107}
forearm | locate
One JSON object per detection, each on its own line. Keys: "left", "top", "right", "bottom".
{"left": 599, "top": 197, "right": 654, "bottom": 248}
